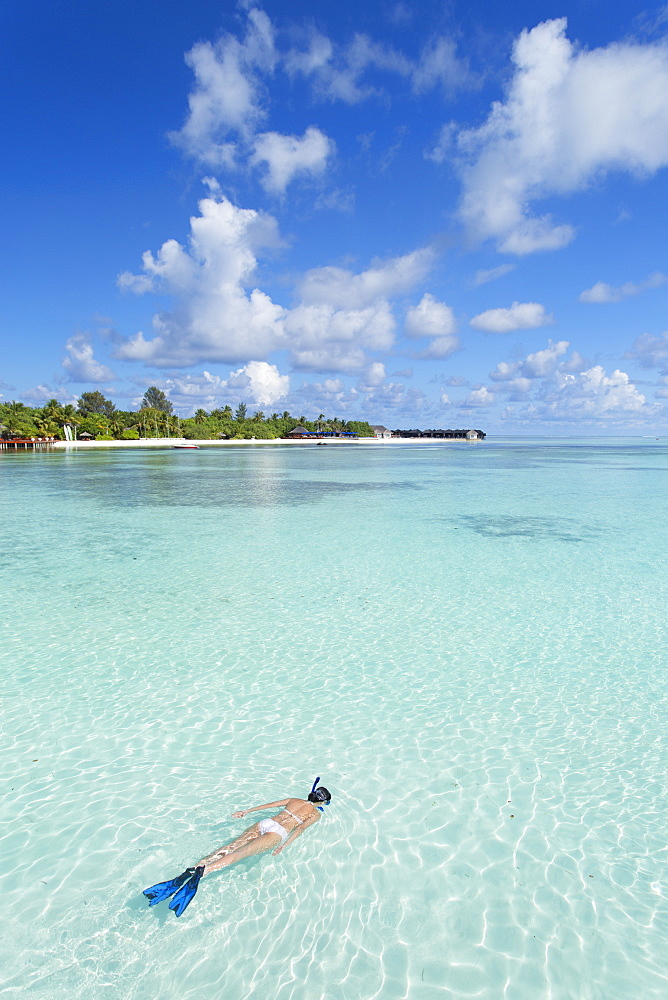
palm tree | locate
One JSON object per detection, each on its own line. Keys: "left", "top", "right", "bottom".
{"left": 222, "top": 405, "right": 233, "bottom": 420}
{"left": 194, "top": 408, "right": 208, "bottom": 424}
{"left": 109, "top": 416, "right": 124, "bottom": 439}
{"left": 252, "top": 410, "right": 265, "bottom": 422}
{"left": 315, "top": 413, "right": 325, "bottom": 431}
{"left": 34, "top": 415, "right": 60, "bottom": 438}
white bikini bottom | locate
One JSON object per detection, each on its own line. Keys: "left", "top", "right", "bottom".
{"left": 258, "top": 818, "right": 288, "bottom": 841}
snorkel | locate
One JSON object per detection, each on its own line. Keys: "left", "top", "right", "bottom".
{"left": 308, "top": 776, "right": 331, "bottom": 812}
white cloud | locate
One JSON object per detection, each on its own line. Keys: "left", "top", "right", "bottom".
{"left": 473, "top": 264, "right": 516, "bottom": 286}
{"left": 411, "top": 37, "right": 473, "bottom": 94}
{"left": 287, "top": 32, "right": 411, "bottom": 104}
{"left": 522, "top": 340, "right": 571, "bottom": 377}
{"left": 286, "top": 249, "right": 433, "bottom": 372}
{"left": 578, "top": 272, "right": 667, "bottom": 303}
{"left": 538, "top": 366, "right": 654, "bottom": 419}
{"left": 405, "top": 293, "right": 460, "bottom": 359}
{"left": 358, "top": 362, "right": 387, "bottom": 390}
{"left": 116, "top": 188, "right": 287, "bottom": 367}
{"left": 490, "top": 340, "right": 584, "bottom": 387}
{"left": 463, "top": 386, "right": 495, "bottom": 407}
{"left": 62, "top": 334, "right": 117, "bottom": 383}
{"left": 284, "top": 30, "right": 333, "bottom": 77}
{"left": 405, "top": 293, "right": 457, "bottom": 337}
{"left": 252, "top": 127, "right": 334, "bottom": 194}
{"left": 360, "top": 382, "right": 430, "bottom": 415}
{"left": 117, "top": 189, "right": 434, "bottom": 376}
{"left": 285, "top": 302, "right": 395, "bottom": 373}
{"left": 151, "top": 362, "right": 288, "bottom": 412}
{"left": 419, "top": 337, "right": 462, "bottom": 360}
{"left": 287, "top": 27, "right": 471, "bottom": 105}
{"left": 477, "top": 348, "right": 657, "bottom": 422}
{"left": 226, "top": 360, "right": 289, "bottom": 405}
{"left": 626, "top": 331, "right": 668, "bottom": 372}
{"left": 470, "top": 301, "right": 554, "bottom": 333}
{"left": 169, "top": 10, "right": 275, "bottom": 167}
{"left": 298, "top": 248, "right": 433, "bottom": 309}
{"left": 21, "top": 384, "right": 78, "bottom": 404}
{"left": 456, "top": 18, "right": 668, "bottom": 253}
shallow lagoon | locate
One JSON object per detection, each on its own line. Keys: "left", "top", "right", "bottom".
{"left": 2, "top": 439, "right": 667, "bottom": 999}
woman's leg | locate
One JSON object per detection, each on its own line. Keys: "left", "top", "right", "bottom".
{"left": 198, "top": 822, "right": 261, "bottom": 870}
{"left": 199, "top": 832, "right": 281, "bottom": 874}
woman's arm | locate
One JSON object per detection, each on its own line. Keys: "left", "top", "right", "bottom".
{"left": 272, "top": 812, "right": 320, "bottom": 855}
{"left": 231, "top": 799, "right": 290, "bottom": 819}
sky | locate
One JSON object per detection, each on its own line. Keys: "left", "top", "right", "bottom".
{"left": 2, "top": 0, "right": 668, "bottom": 433}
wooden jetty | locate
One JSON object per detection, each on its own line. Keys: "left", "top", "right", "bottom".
{"left": 0, "top": 437, "right": 57, "bottom": 450}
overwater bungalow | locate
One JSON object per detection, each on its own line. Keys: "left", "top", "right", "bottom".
{"left": 390, "top": 428, "right": 486, "bottom": 439}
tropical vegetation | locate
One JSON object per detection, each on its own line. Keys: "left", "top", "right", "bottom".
{"left": 0, "top": 391, "right": 376, "bottom": 441}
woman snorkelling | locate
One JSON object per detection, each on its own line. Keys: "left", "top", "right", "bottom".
{"left": 143, "top": 778, "right": 332, "bottom": 917}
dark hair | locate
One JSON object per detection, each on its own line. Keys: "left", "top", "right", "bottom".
{"left": 308, "top": 786, "right": 331, "bottom": 804}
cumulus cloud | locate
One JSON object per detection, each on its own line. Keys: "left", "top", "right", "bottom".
{"left": 298, "top": 248, "right": 432, "bottom": 309}
{"left": 116, "top": 187, "right": 433, "bottom": 374}
{"left": 149, "top": 362, "right": 289, "bottom": 412}
{"left": 285, "top": 249, "right": 433, "bottom": 372}
{"left": 357, "top": 362, "right": 387, "bottom": 390}
{"left": 490, "top": 340, "right": 585, "bottom": 385}
{"left": 62, "top": 334, "right": 117, "bottom": 383}
{"left": 285, "top": 302, "right": 395, "bottom": 372}
{"left": 578, "top": 272, "right": 667, "bottom": 303}
{"left": 252, "top": 127, "right": 334, "bottom": 193}
{"left": 405, "top": 293, "right": 460, "bottom": 359}
{"left": 462, "top": 386, "right": 495, "bottom": 407}
{"left": 227, "top": 360, "right": 289, "bottom": 405}
{"left": 405, "top": 293, "right": 457, "bottom": 336}
{"left": 455, "top": 18, "right": 668, "bottom": 253}
{"left": 169, "top": 9, "right": 275, "bottom": 167}
{"left": 489, "top": 342, "right": 657, "bottom": 422}
{"left": 116, "top": 188, "right": 287, "bottom": 367}
{"left": 470, "top": 301, "right": 554, "bottom": 333}
{"left": 536, "top": 366, "right": 654, "bottom": 419}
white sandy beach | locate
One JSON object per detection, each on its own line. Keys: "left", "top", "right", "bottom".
{"left": 51, "top": 436, "right": 476, "bottom": 448}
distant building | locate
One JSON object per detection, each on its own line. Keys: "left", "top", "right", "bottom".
{"left": 285, "top": 425, "right": 316, "bottom": 438}
{"left": 372, "top": 425, "right": 392, "bottom": 438}
{"left": 390, "top": 428, "right": 486, "bottom": 440}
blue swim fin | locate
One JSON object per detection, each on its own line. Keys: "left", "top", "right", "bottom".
{"left": 169, "top": 865, "right": 204, "bottom": 917}
{"left": 143, "top": 866, "right": 195, "bottom": 906}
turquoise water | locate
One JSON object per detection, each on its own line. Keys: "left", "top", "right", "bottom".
{"left": 2, "top": 439, "right": 667, "bottom": 1000}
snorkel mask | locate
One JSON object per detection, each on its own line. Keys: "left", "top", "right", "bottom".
{"left": 308, "top": 775, "right": 331, "bottom": 812}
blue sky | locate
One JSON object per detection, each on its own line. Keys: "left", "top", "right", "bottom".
{"left": 3, "top": 0, "right": 668, "bottom": 432}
